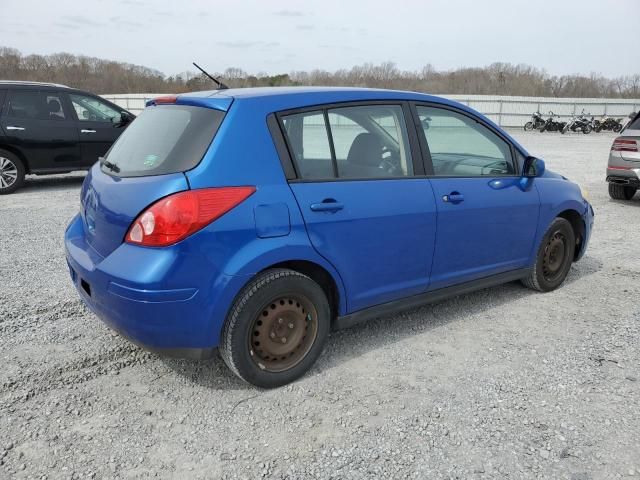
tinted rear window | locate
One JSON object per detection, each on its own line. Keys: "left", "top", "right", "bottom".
{"left": 627, "top": 112, "right": 640, "bottom": 131}
{"left": 103, "top": 104, "right": 225, "bottom": 177}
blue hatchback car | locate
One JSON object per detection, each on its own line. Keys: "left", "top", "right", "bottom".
{"left": 64, "top": 87, "right": 594, "bottom": 387}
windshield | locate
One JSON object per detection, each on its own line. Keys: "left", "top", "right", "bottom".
{"left": 103, "top": 105, "right": 225, "bottom": 177}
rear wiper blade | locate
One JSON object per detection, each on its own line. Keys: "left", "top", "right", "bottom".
{"left": 99, "top": 157, "right": 120, "bottom": 173}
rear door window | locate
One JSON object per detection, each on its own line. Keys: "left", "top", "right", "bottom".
{"left": 327, "top": 105, "right": 413, "bottom": 178}
{"left": 280, "top": 104, "right": 413, "bottom": 180}
{"left": 44, "top": 93, "right": 67, "bottom": 120}
{"left": 5, "top": 90, "right": 68, "bottom": 121}
{"left": 103, "top": 105, "right": 225, "bottom": 177}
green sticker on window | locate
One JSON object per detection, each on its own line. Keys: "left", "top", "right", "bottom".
{"left": 143, "top": 154, "right": 159, "bottom": 167}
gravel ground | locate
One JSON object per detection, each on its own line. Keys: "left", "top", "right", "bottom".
{"left": 1, "top": 131, "right": 639, "bottom": 479}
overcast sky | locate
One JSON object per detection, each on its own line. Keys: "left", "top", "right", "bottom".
{"left": 1, "top": 0, "right": 638, "bottom": 77}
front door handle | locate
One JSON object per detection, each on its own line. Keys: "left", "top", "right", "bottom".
{"left": 310, "top": 199, "right": 344, "bottom": 213}
{"left": 80, "top": 129, "right": 97, "bottom": 134}
{"left": 6, "top": 126, "right": 25, "bottom": 131}
{"left": 442, "top": 192, "right": 464, "bottom": 204}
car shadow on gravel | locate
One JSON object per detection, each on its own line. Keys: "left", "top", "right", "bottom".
{"left": 161, "top": 255, "right": 602, "bottom": 391}
{"left": 159, "top": 355, "right": 254, "bottom": 391}
{"left": 609, "top": 197, "right": 640, "bottom": 208}
{"left": 315, "top": 254, "right": 603, "bottom": 375}
{"left": 20, "top": 174, "right": 86, "bottom": 193}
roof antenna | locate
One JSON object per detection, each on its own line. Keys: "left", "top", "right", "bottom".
{"left": 192, "top": 62, "right": 229, "bottom": 90}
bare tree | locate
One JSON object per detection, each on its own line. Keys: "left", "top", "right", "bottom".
{"left": 1, "top": 47, "right": 639, "bottom": 98}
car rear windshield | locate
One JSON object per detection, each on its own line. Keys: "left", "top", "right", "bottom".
{"left": 627, "top": 112, "right": 640, "bottom": 131}
{"left": 102, "top": 104, "right": 225, "bottom": 177}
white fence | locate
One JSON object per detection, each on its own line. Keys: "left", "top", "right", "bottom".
{"left": 102, "top": 94, "right": 160, "bottom": 115}
{"left": 102, "top": 93, "right": 640, "bottom": 128}
{"left": 446, "top": 95, "right": 639, "bottom": 127}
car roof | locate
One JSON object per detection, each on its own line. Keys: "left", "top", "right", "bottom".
{"left": 183, "top": 86, "right": 454, "bottom": 106}
{"left": 0, "top": 80, "right": 70, "bottom": 89}
{"left": 172, "top": 86, "right": 473, "bottom": 120}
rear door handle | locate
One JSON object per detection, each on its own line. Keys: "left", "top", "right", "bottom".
{"left": 442, "top": 192, "right": 464, "bottom": 204}
{"left": 81, "top": 129, "right": 97, "bottom": 134}
{"left": 310, "top": 200, "right": 344, "bottom": 212}
{"left": 6, "top": 126, "right": 25, "bottom": 131}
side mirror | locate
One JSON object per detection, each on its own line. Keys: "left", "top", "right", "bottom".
{"left": 113, "top": 111, "right": 133, "bottom": 125}
{"left": 122, "top": 111, "right": 133, "bottom": 122}
{"left": 523, "top": 156, "right": 545, "bottom": 178}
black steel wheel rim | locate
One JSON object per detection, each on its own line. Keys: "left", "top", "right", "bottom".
{"left": 542, "top": 231, "right": 567, "bottom": 282}
{"left": 248, "top": 294, "right": 318, "bottom": 373}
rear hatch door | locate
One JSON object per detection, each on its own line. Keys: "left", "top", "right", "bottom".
{"left": 81, "top": 102, "right": 227, "bottom": 258}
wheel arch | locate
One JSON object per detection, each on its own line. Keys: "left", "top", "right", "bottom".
{"left": 0, "top": 144, "right": 30, "bottom": 173}
{"left": 221, "top": 239, "right": 348, "bottom": 310}
{"left": 556, "top": 208, "right": 585, "bottom": 261}
{"left": 261, "top": 260, "right": 342, "bottom": 324}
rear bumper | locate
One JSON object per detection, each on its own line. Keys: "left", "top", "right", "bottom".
{"left": 64, "top": 214, "right": 242, "bottom": 354}
{"left": 607, "top": 150, "right": 640, "bottom": 185}
{"left": 606, "top": 174, "right": 640, "bottom": 187}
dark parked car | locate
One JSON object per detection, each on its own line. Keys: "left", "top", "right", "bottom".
{"left": 0, "top": 81, "right": 134, "bottom": 194}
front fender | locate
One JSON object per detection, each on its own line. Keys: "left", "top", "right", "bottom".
{"left": 531, "top": 177, "right": 589, "bottom": 260}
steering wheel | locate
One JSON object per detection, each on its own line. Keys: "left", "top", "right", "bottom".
{"left": 379, "top": 146, "right": 402, "bottom": 175}
{"left": 481, "top": 160, "right": 510, "bottom": 176}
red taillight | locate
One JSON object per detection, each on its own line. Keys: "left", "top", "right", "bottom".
{"left": 125, "top": 187, "right": 256, "bottom": 247}
{"left": 611, "top": 138, "right": 638, "bottom": 152}
{"left": 153, "top": 95, "right": 178, "bottom": 105}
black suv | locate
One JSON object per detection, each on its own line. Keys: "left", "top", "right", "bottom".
{"left": 0, "top": 81, "right": 134, "bottom": 194}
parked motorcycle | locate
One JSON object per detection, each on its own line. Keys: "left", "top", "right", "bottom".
{"left": 524, "top": 111, "right": 545, "bottom": 131}
{"left": 561, "top": 110, "right": 592, "bottom": 134}
{"left": 594, "top": 115, "right": 623, "bottom": 133}
{"left": 539, "top": 111, "right": 566, "bottom": 132}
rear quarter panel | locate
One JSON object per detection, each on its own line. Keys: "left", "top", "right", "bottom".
{"left": 184, "top": 98, "right": 348, "bottom": 318}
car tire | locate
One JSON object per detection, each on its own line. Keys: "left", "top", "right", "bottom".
{"left": 0, "top": 149, "right": 25, "bottom": 195}
{"left": 608, "top": 183, "right": 637, "bottom": 200}
{"left": 522, "top": 218, "right": 575, "bottom": 293}
{"left": 524, "top": 121, "right": 534, "bottom": 131}
{"left": 219, "top": 268, "right": 331, "bottom": 388}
